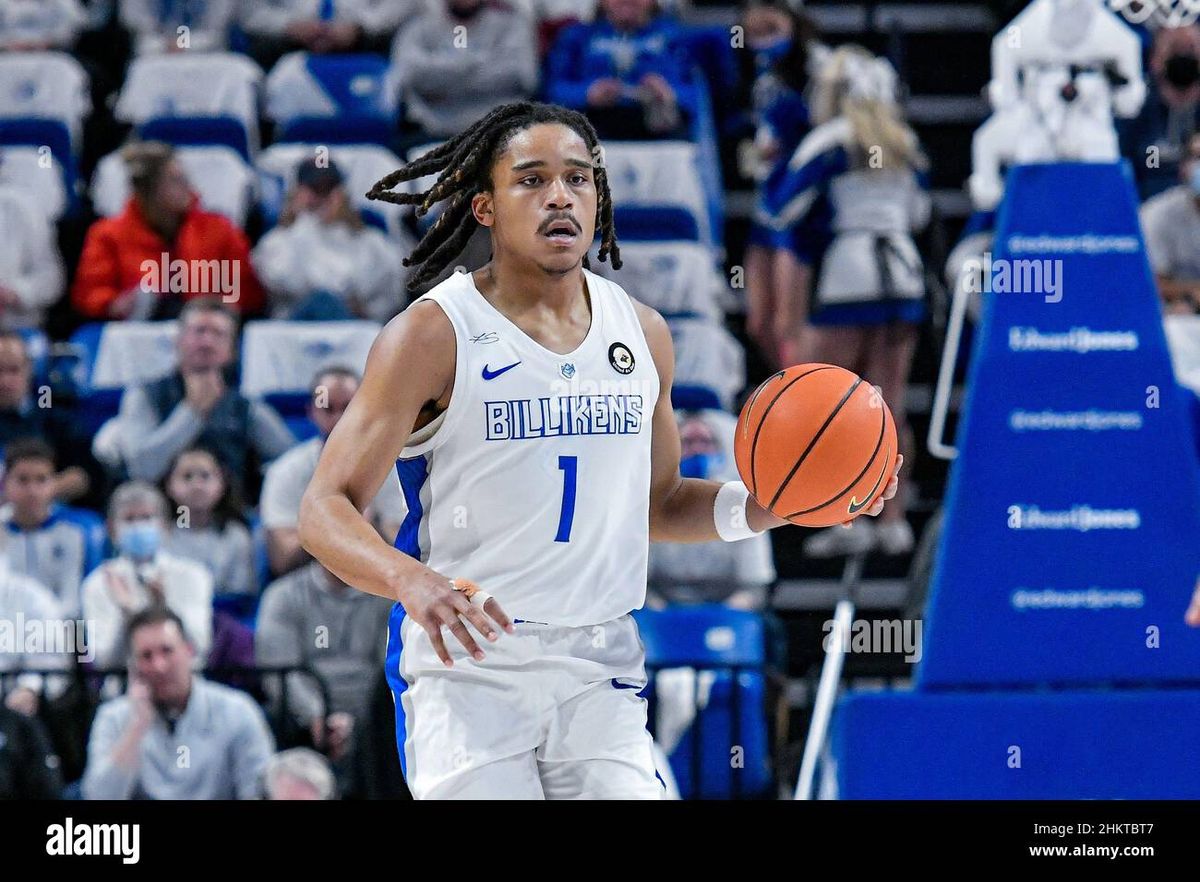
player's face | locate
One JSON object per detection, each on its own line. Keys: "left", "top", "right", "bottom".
{"left": 481, "top": 123, "right": 598, "bottom": 277}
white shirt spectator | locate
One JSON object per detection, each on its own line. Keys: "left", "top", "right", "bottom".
{"left": 390, "top": 0, "right": 538, "bottom": 137}
{"left": 1140, "top": 184, "right": 1200, "bottom": 283}
{"left": 81, "top": 551, "right": 214, "bottom": 670}
{"left": 648, "top": 532, "right": 776, "bottom": 607}
{"left": 0, "top": 187, "right": 65, "bottom": 329}
{"left": 82, "top": 675, "right": 275, "bottom": 799}
{"left": 0, "top": 0, "right": 85, "bottom": 50}
{"left": 120, "top": 0, "right": 237, "bottom": 55}
{"left": 260, "top": 436, "right": 406, "bottom": 532}
{"left": 252, "top": 212, "right": 404, "bottom": 323}
{"left": 0, "top": 559, "right": 73, "bottom": 695}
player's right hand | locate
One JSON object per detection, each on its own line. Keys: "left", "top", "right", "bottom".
{"left": 401, "top": 572, "right": 515, "bottom": 667}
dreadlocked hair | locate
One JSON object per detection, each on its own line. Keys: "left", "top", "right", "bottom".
{"left": 366, "top": 102, "right": 621, "bottom": 291}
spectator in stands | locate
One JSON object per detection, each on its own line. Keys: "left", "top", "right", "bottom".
{"left": 81, "top": 606, "right": 274, "bottom": 799}
{"left": 1, "top": 438, "right": 104, "bottom": 616}
{"left": 163, "top": 445, "right": 256, "bottom": 596}
{"left": 255, "top": 559, "right": 393, "bottom": 790}
{"left": 741, "top": 0, "right": 821, "bottom": 367}
{"left": 81, "top": 481, "right": 213, "bottom": 669}
{"left": 1123, "top": 25, "right": 1200, "bottom": 201}
{"left": 0, "top": 524, "right": 74, "bottom": 718}
{"left": 240, "top": 0, "right": 421, "bottom": 68}
{"left": 264, "top": 746, "right": 337, "bottom": 799}
{"left": 72, "top": 142, "right": 264, "bottom": 321}
{"left": 260, "top": 366, "right": 405, "bottom": 577}
{"left": 0, "top": 0, "right": 86, "bottom": 50}
{"left": 390, "top": 0, "right": 538, "bottom": 140}
{"left": 758, "top": 45, "right": 926, "bottom": 558}
{"left": 119, "top": 0, "right": 237, "bottom": 55}
{"left": 101, "top": 297, "right": 294, "bottom": 487}
{"left": 0, "top": 703, "right": 63, "bottom": 798}
{"left": 529, "top": 0, "right": 595, "bottom": 56}
{"left": 252, "top": 159, "right": 404, "bottom": 323}
{"left": 0, "top": 186, "right": 66, "bottom": 330}
{"left": 647, "top": 412, "right": 775, "bottom": 609}
{"left": 1140, "top": 133, "right": 1200, "bottom": 314}
{"left": 0, "top": 330, "right": 106, "bottom": 507}
{"left": 543, "top": 0, "right": 697, "bottom": 139}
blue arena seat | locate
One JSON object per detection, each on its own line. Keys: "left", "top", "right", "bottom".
{"left": 0, "top": 118, "right": 79, "bottom": 217}
{"left": 266, "top": 52, "right": 396, "bottom": 126}
{"left": 277, "top": 114, "right": 394, "bottom": 148}
{"left": 138, "top": 115, "right": 253, "bottom": 163}
{"left": 633, "top": 605, "right": 772, "bottom": 799}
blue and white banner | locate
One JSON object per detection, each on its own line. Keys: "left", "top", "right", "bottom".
{"left": 919, "top": 162, "right": 1200, "bottom": 687}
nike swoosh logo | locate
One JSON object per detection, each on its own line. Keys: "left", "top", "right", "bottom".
{"left": 481, "top": 361, "right": 521, "bottom": 380}
{"left": 848, "top": 457, "right": 890, "bottom": 514}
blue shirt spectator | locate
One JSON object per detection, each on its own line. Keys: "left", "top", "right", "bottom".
{"left": 544, "top": 0, "right": 697, "bottom": 138}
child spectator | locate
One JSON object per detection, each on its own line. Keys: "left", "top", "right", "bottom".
{"left": 162, "top": 445, "right": 256, "bottom": 596}
{"left": 1, "top": 438, "right": 105, "bottom": 616}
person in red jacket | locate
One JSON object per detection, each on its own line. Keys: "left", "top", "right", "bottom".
{"left": 72, "top": 142, "right": 265, "bottom": 320}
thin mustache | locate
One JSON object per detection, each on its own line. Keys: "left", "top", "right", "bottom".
{"left": 539, "top": 216, "right": 580, "bottom": 234}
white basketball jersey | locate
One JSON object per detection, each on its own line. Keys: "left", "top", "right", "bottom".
{"left": 394, "top": 268, "right": 660, "bottom": 627}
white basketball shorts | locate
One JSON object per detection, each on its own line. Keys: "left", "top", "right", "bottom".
{"left": 384, "top": 604, "right": 667, "bottom": 799}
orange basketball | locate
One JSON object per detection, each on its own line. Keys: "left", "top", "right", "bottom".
{"left": 734, "top": 363, "right": 897, "bottom": 528}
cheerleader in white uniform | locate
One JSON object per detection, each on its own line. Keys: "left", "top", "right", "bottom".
{"left": 758, "top": 44, "right": 929, "bottom": 557}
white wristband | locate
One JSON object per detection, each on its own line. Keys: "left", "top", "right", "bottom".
{"left": 714, "top": 480, "right": 764, "bottom": 542}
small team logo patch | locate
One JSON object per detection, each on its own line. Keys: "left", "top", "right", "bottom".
{"left": 609, "top": 342, "right": 635, "bottom": 375}
{"left": 560, "top": 362, "right": 576, "bottom": 379}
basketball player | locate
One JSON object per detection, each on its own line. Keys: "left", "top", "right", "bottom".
{"left": 298, "top": 102, "right": 901, "bottom": 799}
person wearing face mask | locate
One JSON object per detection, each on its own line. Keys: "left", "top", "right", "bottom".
{"left": 1140, "top": 133, "right": 1200, "bottom": 314}
{"left": 81, "top": 481, "right": 213, "bottom": 670}
{"left": 259, "top": 366, "right": 406, "bottom": 578}
{"left": 162, "top": 445, "right": 255, "bottom": 596}
{"left": 1122, "top": 25, "right": 1200, "bottom": 200}
{"left": 252, "top": 158, "right": 405, "bottom": 323}
{"left": 646, "top": 412, "right": 776, "bottom": 610}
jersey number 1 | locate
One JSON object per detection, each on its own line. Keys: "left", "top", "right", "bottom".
{"left": 555, "top": 455, "right": 577, "bottom": 542}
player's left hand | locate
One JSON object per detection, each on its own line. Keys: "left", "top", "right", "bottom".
{"left": 840, "top": 454, "right": 903, "bottom": 528}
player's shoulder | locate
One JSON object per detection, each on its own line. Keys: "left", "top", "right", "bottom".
{"left": 361, "top": 276, "right": 460, "bottom": 398}
{"left": 376, "top": 276, "right": 462, "bottom": 355}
